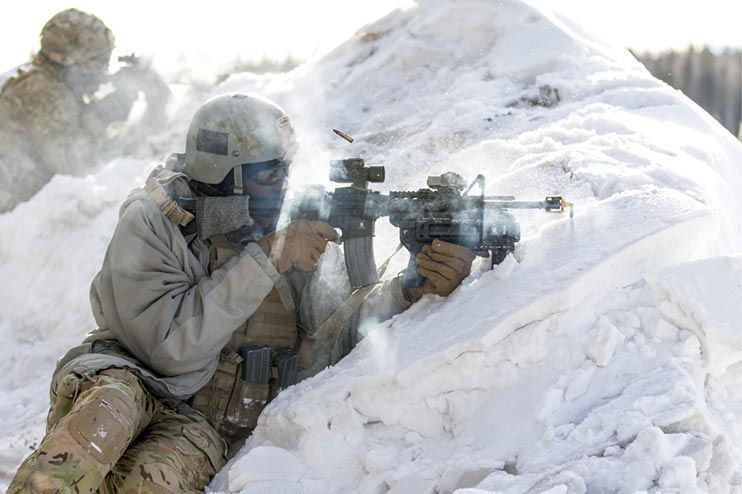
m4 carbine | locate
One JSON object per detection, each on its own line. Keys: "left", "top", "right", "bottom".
{"left": 290, "top": 158, "right": 572, "bottom": 290}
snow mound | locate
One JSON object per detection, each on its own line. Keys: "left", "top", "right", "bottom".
{"left": 1, "top": 0, "right": 742, "bottom": 492}
{"left": 210, "top": 0, "right": 742, "bottom": 492}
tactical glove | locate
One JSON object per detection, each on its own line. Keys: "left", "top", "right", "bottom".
{"left": 256, "top": 219, "right": 339, "bottom": 273}
{"left": 405, "top": 239, "right": 484, "bottom": 301}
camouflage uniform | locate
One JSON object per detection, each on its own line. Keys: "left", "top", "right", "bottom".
{"left": 0, "top": 9, "right": 140, "bottom": 213}
{"left": 9, "top": 369, "right": 224, "bottom": 494}
{"left": 0, "top": 57, "right": 104, "bottom": 211}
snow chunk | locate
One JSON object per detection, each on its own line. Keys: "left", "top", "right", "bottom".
{"left": 646, "top": 256, "right": 742, "bottom": 375}
{"left": 387, "top": 474, "right": 436, "bottom": 494}
{"left": 659, "top": 456, "right": 697, "bottom": 489}
{"left": 227, "top": 446, "right": 307, "bottom": 491}
{"left": 398, "top": 401, "right": 445, "bottom": 437}
{"left": 586, "top": 317, "right": 625, "bottom": 367}
{"left": 564, "top": 364, "right": 596, "bottom": 401}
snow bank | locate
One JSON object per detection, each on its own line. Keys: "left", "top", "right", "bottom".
{"left": 1, "top": 0, "right": 741, "bottom": 492}
{"left": 211, "top": 0, "right": 742, "bottom": 492}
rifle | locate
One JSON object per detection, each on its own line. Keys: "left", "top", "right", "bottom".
{"left": 290, "top": 158, "right": 573, "bottom": 290}
{"left": 117, "top": 53, "right": 150, "bottom": 71}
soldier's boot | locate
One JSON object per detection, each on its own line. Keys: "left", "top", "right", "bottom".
{"left": 8, "top": 369, "right": 157, "bottom": 494}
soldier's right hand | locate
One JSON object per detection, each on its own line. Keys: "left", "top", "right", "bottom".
{"left": 256, "top": 219, "right": 339, "bottom": 273}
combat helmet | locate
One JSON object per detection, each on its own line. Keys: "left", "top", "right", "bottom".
{"left": 39, "top": 9, "right": 114, "bottom": 67}
{"left": 184, "top": 93, "right": 298, "bottom": 185}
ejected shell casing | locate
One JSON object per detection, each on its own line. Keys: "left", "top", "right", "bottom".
{"left": 333, "top": 129, "right": 354, "bottom": 143}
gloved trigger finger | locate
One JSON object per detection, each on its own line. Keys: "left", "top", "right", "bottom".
{"left": 309, "top": 221, "right": 340, "bottom": 242}
{"left": 416, "top": 252, "right": 433, "bottom": 264}
{"left": 416, "top": 267, "right": 450, "bottom": 294}
{"left": 416, "top": 255, "right": 457, "bottom": 281}
{"left": 431, "top": 240, "right": 476, "bottom": 262}
{"left": 311, "top": 236, "right": 330, "bottom": 255}
{"left": 426, "top": 251, "right": 467, "bottom": 273}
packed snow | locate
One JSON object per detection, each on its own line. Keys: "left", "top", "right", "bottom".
{"left": 1, "top": 0, "right": 742, "bottom": 492}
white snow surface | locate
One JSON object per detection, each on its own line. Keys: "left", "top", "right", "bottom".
{"left": 2, "top": 0, "right": 742, "bottom": 492}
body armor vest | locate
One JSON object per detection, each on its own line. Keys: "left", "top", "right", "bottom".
{"left": 189, "top": 237, "right": 299, "bottom": 447}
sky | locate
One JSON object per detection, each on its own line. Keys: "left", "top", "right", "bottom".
{"left": 1, "top": 0, "right": 741, "bottom": 78}
{"left": 530, "top": 0, "right": 742, "bottom": 52}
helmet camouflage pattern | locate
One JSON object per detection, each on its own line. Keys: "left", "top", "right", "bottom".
{"left": 40, "top": 9, "right": 114, "bottom": 67}
{"left": 184, "top": 93, "right": 298, "bottom": 184}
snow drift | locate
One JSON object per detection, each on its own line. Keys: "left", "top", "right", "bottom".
{"left": 1, "top": 0, "right": 742, "bottom": 492}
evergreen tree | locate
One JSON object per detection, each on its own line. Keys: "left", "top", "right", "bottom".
{"left": 635, "top": 46, "right": 742, "bottom": 138}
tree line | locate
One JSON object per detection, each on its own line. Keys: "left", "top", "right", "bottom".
{"left": 634, "top": 47, "right": 742, "bottom": 138}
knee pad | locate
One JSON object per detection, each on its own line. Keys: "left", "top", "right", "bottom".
{"left": 68, "top": 385, "right": 137, "bottom": 465}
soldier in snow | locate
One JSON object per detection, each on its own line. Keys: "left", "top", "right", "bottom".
{"left": 8, "top": 93, "right": 478, "bottom": 493}
{"left": 0, "top": 8, "right": 170, "bottom": 213}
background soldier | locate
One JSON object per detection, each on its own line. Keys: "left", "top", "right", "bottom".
{"left": 7, "top": 93, "right": 477, "bottom": 493}
{"left": 0, "top": 8, "right": 170, "bottom": 212}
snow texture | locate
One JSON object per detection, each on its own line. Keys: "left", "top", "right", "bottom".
{"left": 2, "top": 0, "right": 742, "bottom": 493}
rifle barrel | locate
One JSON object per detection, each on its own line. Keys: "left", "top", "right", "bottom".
{"left": 485, "top": 196, "right": 569, "bottom": 213}
{"left": 486, "top": 200, "right": 548, "bottom": 209}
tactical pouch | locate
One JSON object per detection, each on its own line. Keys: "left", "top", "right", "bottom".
{"left": 223, "top": 347, "right": 272, "bottom": 436}
{"left": 189, "top": 349, "right": 243, "bottom": 435}
{"left": 191, "top": 346, "right": 300, "bottom": 442}
{"left": 225, "top": 378, "right": 270, "bottom": 437}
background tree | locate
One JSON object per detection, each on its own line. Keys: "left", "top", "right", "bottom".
{"left": 635, "top": 46, "right": 742, "bottom": 139}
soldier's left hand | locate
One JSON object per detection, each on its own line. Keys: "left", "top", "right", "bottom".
{"left": 414, "top": 240, "right": 485, "bottom": 297}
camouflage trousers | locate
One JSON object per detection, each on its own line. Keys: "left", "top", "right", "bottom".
{"left": 8, "top": 368, "right": 226, "bottom": 494}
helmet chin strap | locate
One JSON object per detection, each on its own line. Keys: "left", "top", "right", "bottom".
{"left": 233, "top": 165, "right": 244, "bottom": 195}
